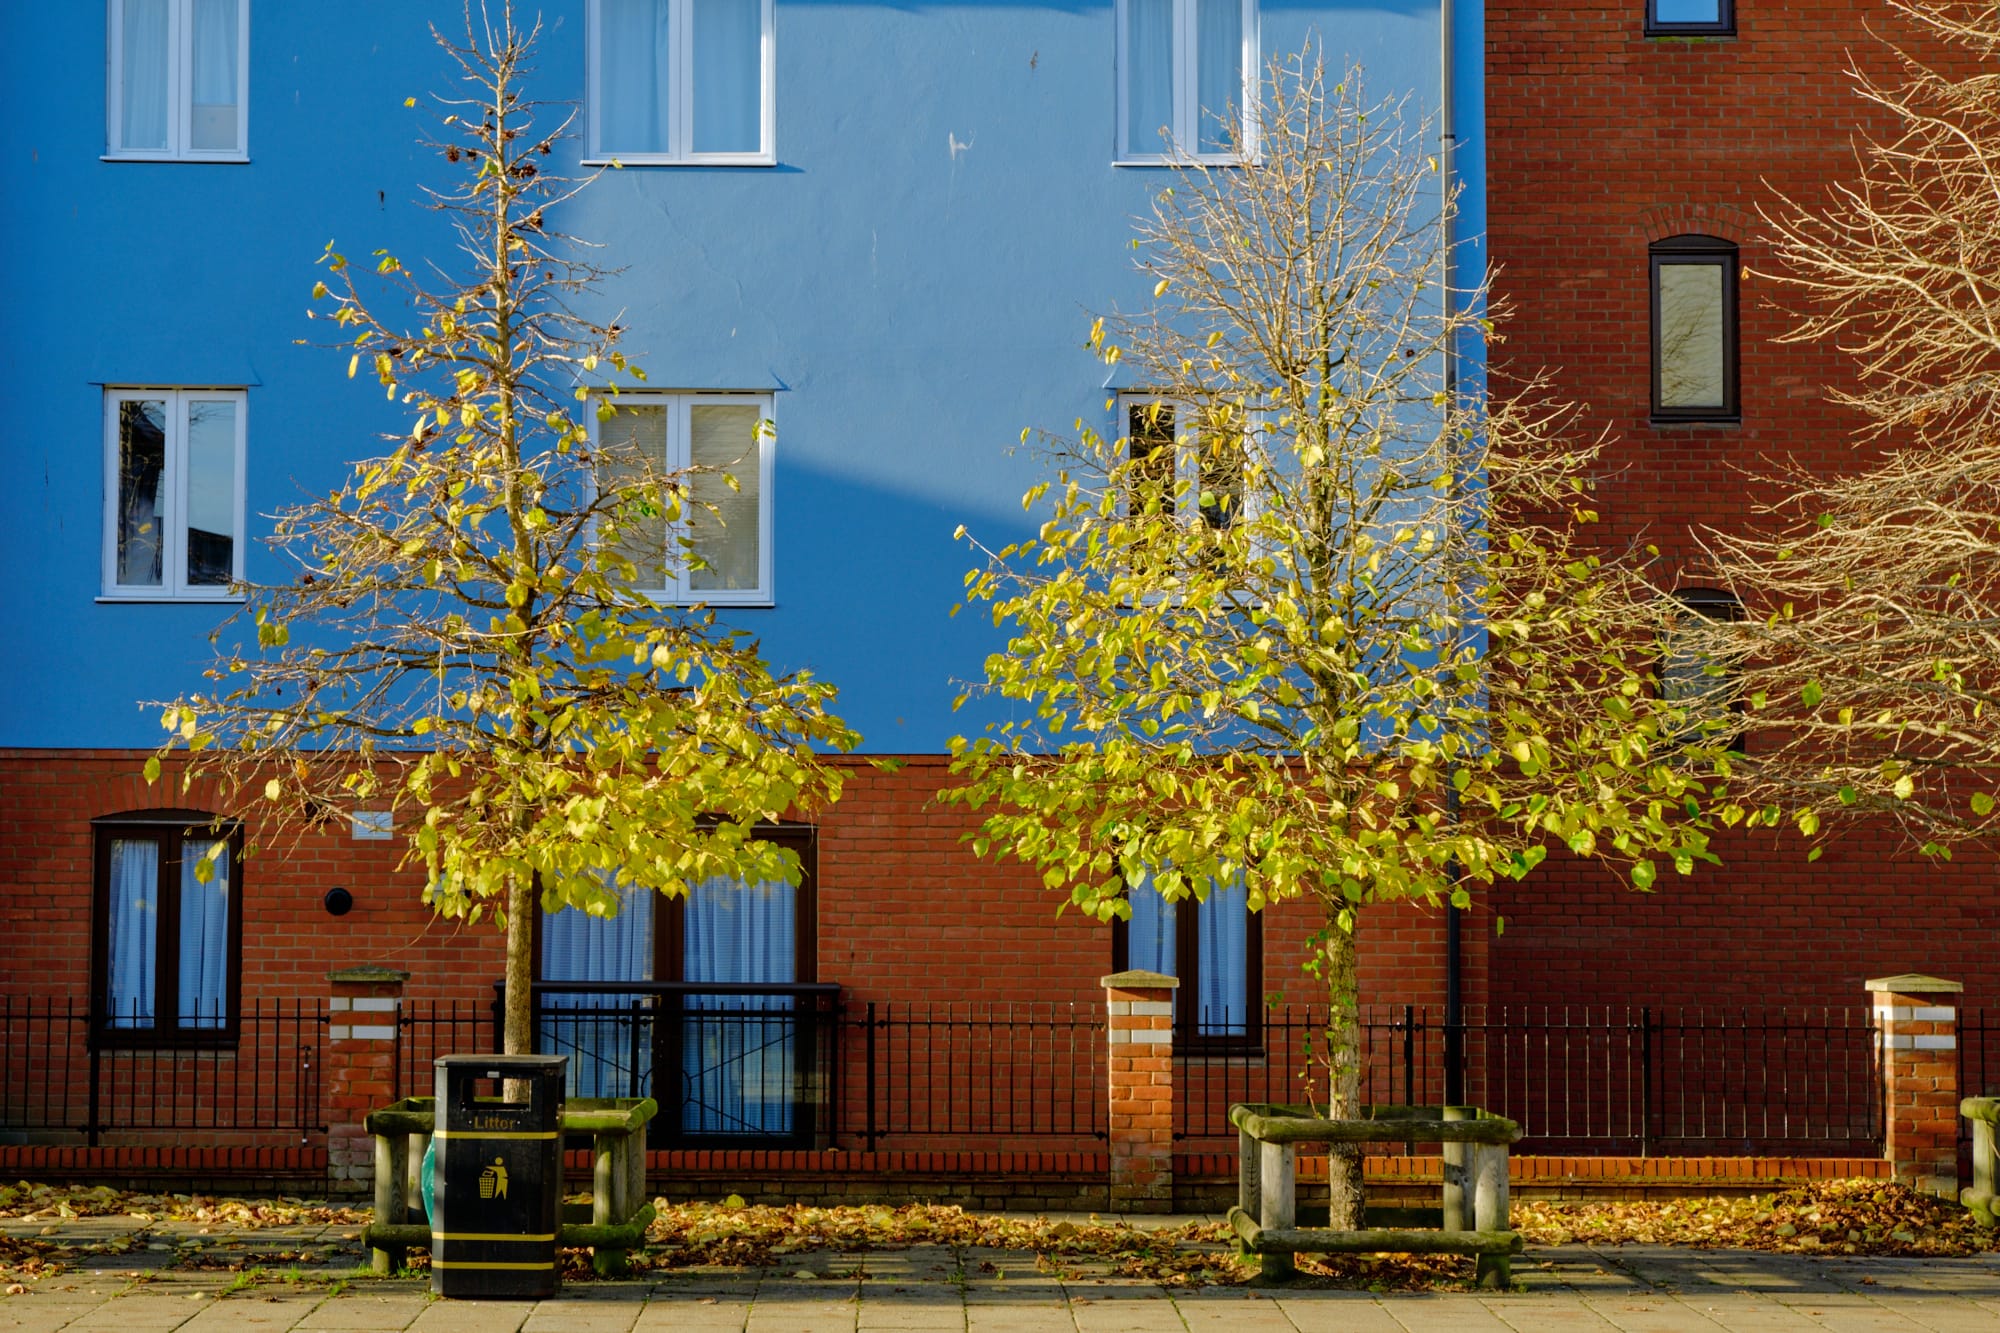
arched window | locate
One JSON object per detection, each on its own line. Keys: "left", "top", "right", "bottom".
{"left": 1651, "top": 235, "right": 1739, "bottom": 421}
{"left": 91, "top": 810, "right": 242, "bottom": 1043}
{"left": 1658, "top": 588, "right": 1744, "bottom": 747}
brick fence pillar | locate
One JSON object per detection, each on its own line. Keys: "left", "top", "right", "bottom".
{"left": 1103, "top": 969, "right": 1178, "bottom": 1213}
{"left": 1867, "top": 973, "right": 1961, "bottom": 1198}
{"left": 326, "top": 965, "right": 409, "bottom": 1194}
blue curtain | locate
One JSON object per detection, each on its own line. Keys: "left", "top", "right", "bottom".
{"left": 177, "top": 840, "right": 230, "bottom": 1030}
{"left": 1195, "top": 0, "right": 1243, "bottom": 154}
{"left": 1126, "top": 875, "right": 1248, "bottom": 1035}
{"left": 541, "top": 884, "right": 655, "bottom": 1098}
{"left": 692, "top": 0, "right": 761, "bottom": 154}
{"left": 106, "top": 839, "right": 158, "bottom": 1028}
{"left": 681, "top": 875, "right": 795, "bottom": 1135}
{"left": 1195, "top": 876, "right": 1249, "bottom": 1035}
{"left": 120, "top": 0, "right": 170, "bottom": 151}
{"left": 1124, "top": 0, "right": 1174, "bottom": 155}
{"left": 598, "top": 0, "right": 671, "bottom": 153}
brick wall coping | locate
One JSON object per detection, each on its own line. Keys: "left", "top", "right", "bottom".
{"left": 329, "top": 965, "right": 411, "bottom": 984}
{"left": 1100, "top": 970, "right": 1179, "bottom": 990}
{"left": 1865, "top": 974, "right": 1963, "bottom": 994}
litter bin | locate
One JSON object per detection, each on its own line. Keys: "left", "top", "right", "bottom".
{"left": 430, "top": 1053, "right": 567, "bottom": 1299}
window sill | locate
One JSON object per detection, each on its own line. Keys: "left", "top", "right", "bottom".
{"left": 1644, "top": 27, "right": 1735, "bottom": 38}
{"left": 1648, "top": 415, "right": 1741, "bottom": 428}
{"left": 101, "top": 153, "right": 251, "bottom": 164}
{"left": 97, "top": 593, "right": 248, "bottom": 604}
{"left": 1114, "top": 156, "right": 1256, "bottom": 169}
{"left": 582, "top": 156, "right": 777, "bottom": 169}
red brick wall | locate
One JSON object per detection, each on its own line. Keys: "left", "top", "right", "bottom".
{"left": 0, "top": 751, "right": 1464, "bottom": 1015}
{"left": 1484, "top": 5, "right": 1997, "bottom": 1012}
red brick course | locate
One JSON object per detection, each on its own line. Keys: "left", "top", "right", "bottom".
{"left": 1485, "top": 2, "right": 2000, "bottom": 1013}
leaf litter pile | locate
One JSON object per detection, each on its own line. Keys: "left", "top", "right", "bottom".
{"left": 1515, "top": 1180, "right": 2000, "bottom": 1256}
{"left": 7, "top": 1178, "right": 1998, "bottom": 1294}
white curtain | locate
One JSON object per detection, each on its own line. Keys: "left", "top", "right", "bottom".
{"left": 1124, "top": 0, "right": 1174, "bottom": 155}
{"left": 682, "top": 875, "right": 795, "bottom": 1135}
{"left": 687, "top": 405, "right": 762, "bottom": 591}
{"left": 120, "top": 0, "right": 171, "bottom": 151}
{"left": 190, "top": 0, "right": 239, "bottom": 151}
{"left": 692, "top": 0, "right": 761, "bottom": 154}
{"left": 1126, "top": 881, "right": 1176, "bottom": 977}
{"left": 106, "top": 839, "right": 159, "bottom": 1028}
{"left": 177, "top": 840, "right": 230, "bottom": 1030}
{"left": 541, "top": 884, "right": 655, "bottom": 1098}
{"left": 1195, "top": 0, "right": 1243, "bottom": 154}
{"left": 598, "top": 0, "right": 672, "bottom": 154}
{"left": 1195, "top": 876, "right": 1249, "bottom": 1035}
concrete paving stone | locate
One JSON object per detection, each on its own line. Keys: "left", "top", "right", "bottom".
{"left": 179, "top": 1294, "right": 327, "bottom": 1330}
{"left": 518, "top": 1296, "right": 647, "bottom": 1333}
{"left": 1376, "top": 1293, "right": 1522, "bottom": 1332}
{"left": 1575, "top": 1294, "right": 1737, "bottom": 1332}
{"left": 402, "top": 1298, "right": 536, "bottom": 1333}
{"left": 1269, "top": 1290, "right": 1414, "bottom": 1333}
{"left": 634, "top": 1295, "right": 756, "bottom": 1332}
{"left": 1170, "top": 1287, "right": 1298, "bottom": 1332}
{"left": 288, "top": 1291, "right": 428, "bottom": 1330}
{"left": 1481, "top": 1295, "right": 1632, "bottom": 1331}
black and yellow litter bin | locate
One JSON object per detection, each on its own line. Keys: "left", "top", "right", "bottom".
{"left": 430, "top": 1053, "right": 566, "bottom": 1299}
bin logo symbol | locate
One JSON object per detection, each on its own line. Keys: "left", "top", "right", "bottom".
{"left": 479, "top": 1158, "right": 509, "bottom": 1200}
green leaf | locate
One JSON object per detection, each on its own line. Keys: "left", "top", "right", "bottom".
{"left": 1800, "top": 680, "right": 1823, "bottom": 707}
{"left": 1972, "top": 792, "right": 1994, "bottom": 817}
{"left": 143, "top": 755, "right": 162, "bottom": 784}
{"left": 1630, "top": 859, "right": 1656, "bottom": 891}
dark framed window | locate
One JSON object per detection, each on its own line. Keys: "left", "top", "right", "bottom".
{"left": 1658, "top": 587, "right": 1745, "bottom": 748}
{"left": 1651, "top": 235, "right": 1739, "bottom": 421}
{"left": 1121, "top": 396, "right": 1247, "bottom": 533}
{"left": 1646, "top": 0, "right": 1733, "bottom": 37}
{"left": 91, "top": 810, "right": 243, "bottom": 1045}
{"left": 1112, "top": 876, "right": 1262, "bottom": 1048}
{"left": 537, "top": 826, "right": 820, "bottom": 1141}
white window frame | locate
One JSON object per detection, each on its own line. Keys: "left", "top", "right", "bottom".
{"left": 584, "top": 0, "right": 778, "bottom": 166}
{"left": 589, "top": 391, "right": 776, "bottom": 606}
{"left": 104, "top": 0, "right": 251, "bottom": 162}
{"left": 100, "top": 388, "right": 248, "bottom": 602}
{"left": 1117, "top": 392, "right": 1258, "bottom": 532}
{"left": 1113, "top": 0, "right": 1259, "bottom": 165}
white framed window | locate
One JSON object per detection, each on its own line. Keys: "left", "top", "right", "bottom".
{"left": 106, "top": 0, "right": 250, "bottom": 161}
{"left": 1115, "top": 0, "right": 1257, "bottom": 163}
{"left": 593, "top": 392, "right": 775, "bottom": 605}
{"left": 101, "top": 389, "right": 247, "bottom": 600}
{"left": 586, "top": 0, "right": 776, "bottom": 166}
{"left": 1118, "top": 393, "right": 1250, "bottom": 532}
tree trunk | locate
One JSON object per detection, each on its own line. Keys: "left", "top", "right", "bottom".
{"left": 503, "top": 871, "right": 534, "bottom": 1056}
{"left": 1323, "top": 910, "right": 1366, "bottom": 1230}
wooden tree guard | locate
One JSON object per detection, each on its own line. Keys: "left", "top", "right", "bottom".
{"left": 1964, "top": 1098, "right": 1999, "bottom": 1228}
{"left": 1228, "top": 1102, "right": 1524, "bottom": 1289}
{"left": 361, "top": 1096, "right": 659, "bottom": 1276}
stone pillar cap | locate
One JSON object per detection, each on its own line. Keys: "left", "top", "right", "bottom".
{"left": 1100, "top": 970, "right": 1180, "bottom": 990}
{"left": 1865, "top": 973, "right": 1963, "bottom": 994}
{"left": 329, "top": 965, "right": 412, "bottom": 984}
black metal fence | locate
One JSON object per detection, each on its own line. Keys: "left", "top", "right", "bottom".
{"left": 0, "top": 996, "right": 324, "bottom": 1144}
{"left": 846, "top": 1001, "right": 1106, "bottom": 1149}
{"left": 1178, "top": 1004, "right": 1885, "bottom": 1155}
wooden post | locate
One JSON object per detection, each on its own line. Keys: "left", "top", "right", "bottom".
{"left": 1471, "top": 1143, "right": 1511, "bottom": 1289}
{"left": 1238, "top": 1125, "right": 1262, "bottom": 1226}
{"left": 1258, "top": 1139, "right": 1296, "bottom": 1282}
{"left": 370, "top": 1130, "right": 408, "bottom": 1275}
{"left": 593, "top": 1135, "right": 615, "bottom": 1228}
{"left": 1441, "top": 1105, "right": 1469, "bottom": 1232}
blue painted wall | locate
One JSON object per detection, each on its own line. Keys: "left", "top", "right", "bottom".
{"left": 0, "top": 0, "right": 1481, "bottom": 753}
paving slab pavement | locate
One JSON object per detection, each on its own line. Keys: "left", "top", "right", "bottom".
{"left": 6, "top": 1222, "right": 2000, "bottom": 1332}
